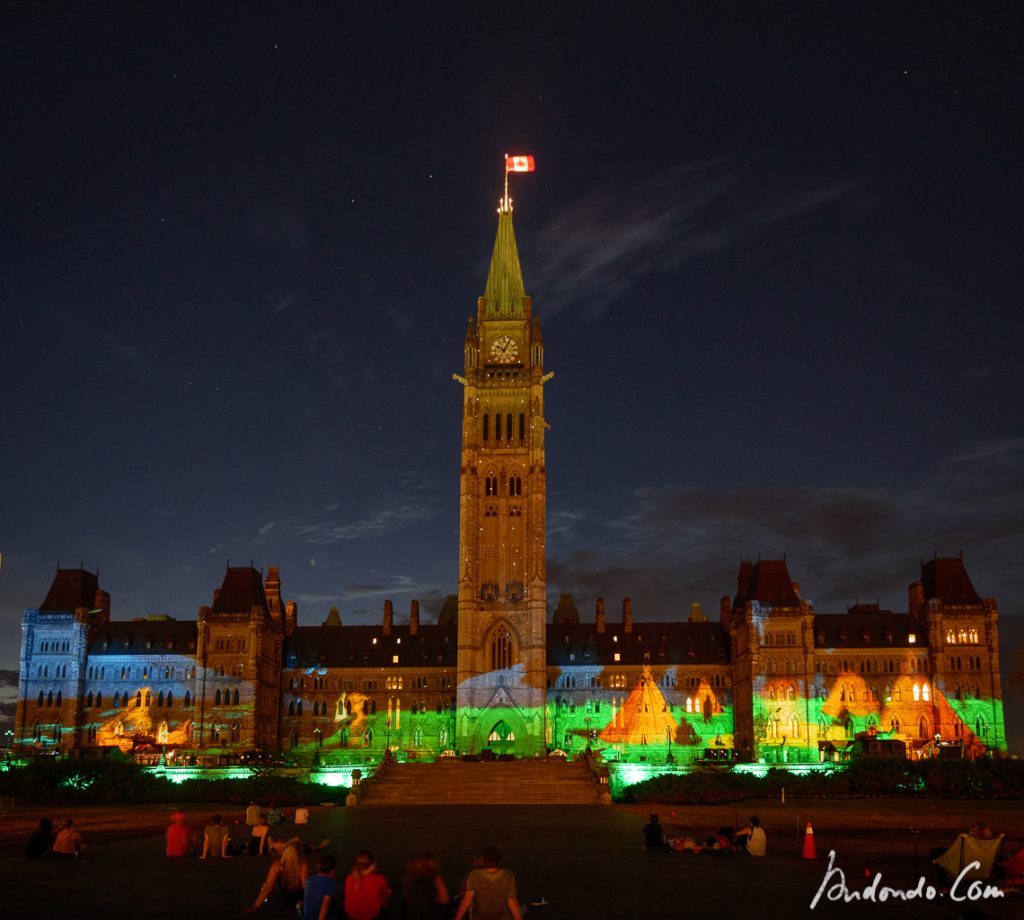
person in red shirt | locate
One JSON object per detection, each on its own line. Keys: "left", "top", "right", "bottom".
{"left": 165, "top": 811, "right": 191, "bottom": 857}
{"left": 344, "top": 849, "right": 391, "bottom": 920}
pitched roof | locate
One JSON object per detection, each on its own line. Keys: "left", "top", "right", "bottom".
{"left": 921, "top": 557, "right": 981, "bottom": 605}
{"left": 546, "top": 621, "right": 731, "bottom": 667}
{"left": 813, "top": 611, "right": 921, "bottom": 649}
{"left": 283, "top": 623, "right": 458, "bottom": 670}
{"left": 211, "top": 567, "right": 268, "bottom": 615}
{"left": 734, "top": 559, "right": 800, "bottom": 608}
{"left": 88, "top": 619, "right": 198, "bottom": 655}
{"left": 39, "top": 568, "right": 100, "bottom": 612}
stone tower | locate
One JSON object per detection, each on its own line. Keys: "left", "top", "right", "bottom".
{"left": 454, "top": 190, "right": 551, "bottom": 755}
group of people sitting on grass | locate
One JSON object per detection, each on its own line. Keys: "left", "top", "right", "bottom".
{"left": 642, "top": 813, "right": 767, "bottom": 856}
{"left": 24, "top": 817, "right": 88, "bottom": 859}
{"left": 239, "top": 841, "right": 522, "bottom": 920}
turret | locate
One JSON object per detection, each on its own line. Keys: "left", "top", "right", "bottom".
{"left": 595, "top": 596, "right": 606, "bottom": 634}
{"left": 383, "top": 599, "right": 394, "bottom": 636}
{"left": 409, "top": 599, "right": 420, "bottom": 635}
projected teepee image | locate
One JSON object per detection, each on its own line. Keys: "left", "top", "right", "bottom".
{"left": 600, "top": 666, "right": 678, "bottom": 746}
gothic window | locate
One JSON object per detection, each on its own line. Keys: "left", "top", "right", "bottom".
{"left": 495, "top": 413, "right": 502, "bottom": 440}
{"left": 233, "top": 688, "right": 240, "bottom": 705}
{"left": 230, "top": 721, "right": 241, "bottom": 743}
{"left": 38, "top": 691, "right": 44, "bottom": 706}
{"left": 289, "top": 700, "right": 295, "bottom": 716}
{"left": 789, "top": 715, "right": 800, "bottom": 738}
{"left": 145, "top": 691, "right": 151, "bottom": 706}
{"left": 47, "top": 691, "right": 54, "bottom": 707}
{"left": 184, "top": 690, "right": 191, "bottom": 707}
{"left": 919, "top": 716, "right": 929, "bottom": 739}
{"left": 890, "top": 715, "right": 901, "bottom": 733}
{"left": 297, "top": 700, "right": 303, "bottom": 715}
{"left": 215, "top": 689, "right": 222, "bottom": 706}
{"left": 519, "top": 413, "right": 525, "bottom": 441}
{"left": 158, "top": 691, "right": 164, "bottom": 707}
{"left": 490, "top": 627, "right": 513, "bottom": 671}
{"left": 506, "top": 413, "right": 512, "bottom": 440}
{"left": 166, "top": 691, "right": 172, "bottom": 708}
{"left": 912, "top": 683, "right": 920, "bottom": 702}
{"left": 483, "top": 413, "right": 489, "bottom": 441}
{"left": 922, "top": 682, "right": 930, "bottom": 702}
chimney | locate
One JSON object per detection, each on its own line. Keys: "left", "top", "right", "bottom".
{"left": 264, "top": 566, "right": 283, "bottom": 621}
{"left": 409, "top": 599, "right": 420, "bottom": 635}
{"left": 908, "top": 580, "right": 925, "bottom": 622}
{"left": 94, "top": 589, "right": 111, "bottom": 625}
{"left": 595, "top": 596, "right": 606, "bottom": 634}
{"left": 623, "top": 597, "right": 633, "bottom": 633}
{"left": 285, "top": 600, "right": 297, "bottom": 636}
{"left": 383, "top": 599, "right": 393, "bottom": 636}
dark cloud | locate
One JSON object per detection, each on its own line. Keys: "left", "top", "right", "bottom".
{"left": 530, "top": 161, "right": 855, "bottom": 322}
{"left": 297, "top": 486, "right": 442, "bottom": 544}
{"left": 549, "top": 437, "right": 1024, "bottom": 619}
{"left": 0, "top": 669, "right": 19, "bottom": 688}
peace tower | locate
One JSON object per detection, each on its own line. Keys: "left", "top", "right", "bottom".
{"left": 453, "top": 191, "right": 551, "bottom": 754}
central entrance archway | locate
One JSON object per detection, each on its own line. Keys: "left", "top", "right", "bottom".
{"left": 487, "top": 720, "right": 516, "bottom": 756}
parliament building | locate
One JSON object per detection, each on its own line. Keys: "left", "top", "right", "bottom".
{"left": 14, "top": 192, "right": 1007, "bottom": 767}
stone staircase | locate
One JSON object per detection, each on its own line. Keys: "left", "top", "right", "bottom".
{"left": 358, "top": 758, "right": 609, "bottom": 806}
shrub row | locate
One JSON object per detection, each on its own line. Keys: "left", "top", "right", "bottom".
{"left": 0, "top": 759, "right": 349, "bottom": 806}
{"left": 619, "top": 758, "right": 1024, "bottom": 804}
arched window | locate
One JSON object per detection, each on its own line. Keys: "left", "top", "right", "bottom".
{"left": 184, "top": 690, "right": 191, "bottom": 707}
{"left": 38, "top": 691, "right": 44, "bottom": 706}
{"left": 912, "top": 683, "right": 920, "bottom": 702}
{"left": 919, "top": 716, "right": 929, "bottom": 739}
{"left": 789, "top": 714, "right": 800, "bottom": 738}
{"left": 157, "top": 690, "right": 164, "bottom": 707}
{"left": 145, "top": 691, "right": 151, "bottom": 707}
{"left": 505, "top": 412, "right": 512, "bottom": 440}
{"left": 289, "top": 700, "right": 295, "bottom": 716}
{"left": 233, "top": 688, "right": 240, "bottom": 705}
{"left": 87, "top": 691, "right": 94, "bottom": 707}
{"left": 490, "top": 627, "right": 513, "bottom": 671}
{"left": 495, "top": 413, "right": 502, "bottom": 440}
{"left": 230, "top": 722, "right": 241, "bottom": 743}
{"left": 215, "top": 689, "right": 222, "bottom": 706}
{"left": 166, "top": 691, "right": 172, "bottom": 708}
{"left": 47, "top": 691, "right": 53, "bottom": 707}
{"left": 922, "top": 683, "right": 930, "bottom": 702}
{"left": 483, "top": 414, "right": 489, "bottom": 441}
{"left": 519, "top": 413, "right": 525, "bottom": 441}
{"left": 297, "top": 700, "right": 303, "bottom": 715}
{"left": 413, "top": 726, "right": 424, "bottom": 747}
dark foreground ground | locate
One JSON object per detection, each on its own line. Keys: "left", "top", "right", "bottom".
{"left": 1, "top": 800, "right": 1021, "bottom": 919}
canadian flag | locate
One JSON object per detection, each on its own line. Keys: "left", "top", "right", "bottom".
{"left": 505, "top": 155, "right": 536, "bottom": 173}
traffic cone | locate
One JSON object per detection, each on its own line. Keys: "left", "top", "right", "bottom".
{"left": 801, "top": 821, "right": 818, "bottom": 860}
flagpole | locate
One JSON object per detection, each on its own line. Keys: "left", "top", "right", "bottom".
{"left": 503, "top": 154, "right": 510, "bottom": 211}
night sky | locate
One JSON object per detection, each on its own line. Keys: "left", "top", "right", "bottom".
{"left": 2, "top": 5, "right": 1022, "bottom": 748}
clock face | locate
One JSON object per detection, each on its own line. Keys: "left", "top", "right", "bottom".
{"left": 489, "top": 334, "right": 520, "bottom": 363}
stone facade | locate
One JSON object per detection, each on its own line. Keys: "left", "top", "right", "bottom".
{"left": 13, "top": 198, "right": 1007, "bottom": 765}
